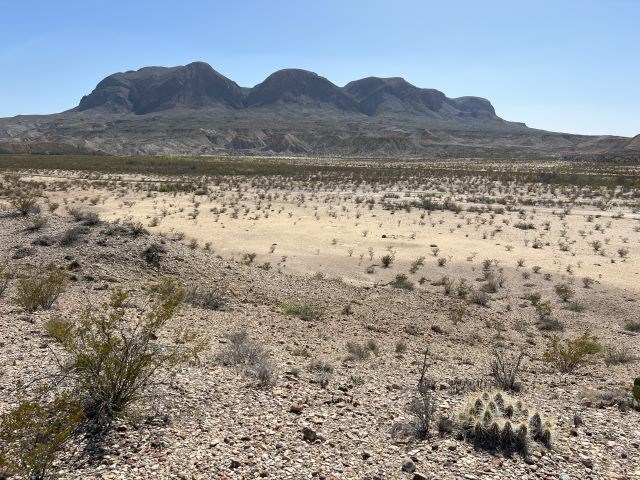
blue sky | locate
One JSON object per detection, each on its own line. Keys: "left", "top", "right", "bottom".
{"left": 1, "top": 0, "right": 638, "bottom": 136}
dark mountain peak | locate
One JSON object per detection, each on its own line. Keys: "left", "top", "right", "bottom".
{"left": 244, "top": 69, "right": 358, "bottom": 110}
{"left": 77, "top": 62, "right": 244, "bottom": 114}
{"left": 344, "top": 76, "right": 497, "bottom": 119}
{"left": 451, "top": 96, "right": 496, "bottom": 116}
{"left": 344, "top": 76, "right": 417, "bottom": 100}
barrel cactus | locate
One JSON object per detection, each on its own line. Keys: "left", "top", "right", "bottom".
{"left": 458, "top": 390, "right": 553, "bottom": 455}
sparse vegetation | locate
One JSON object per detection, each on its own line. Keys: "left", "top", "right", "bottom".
{"left": 543, "top": 334, "right": 602, "bottom": 373}
{"left": 15, "top": 265, "right": 67, "bottom": 312}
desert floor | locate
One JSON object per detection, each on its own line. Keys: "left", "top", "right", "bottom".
{"left": 0, "top": 156, "right": 639, "bottom": 479}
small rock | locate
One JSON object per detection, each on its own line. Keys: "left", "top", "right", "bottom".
{"left": 401, "top": 458, "right": 416, "bottom": 473}
{"left": 302, "top": 426, "right": 317, "bottom": 442}
{"left": 290, "top": 403, "right": 304, "bottom": 414}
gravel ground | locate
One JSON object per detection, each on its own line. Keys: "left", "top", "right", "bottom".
{"left": 0, "top": 209, "right": 639, "bottom": 480}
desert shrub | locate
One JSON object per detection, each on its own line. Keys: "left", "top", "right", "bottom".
{"left": 45, "top": 279, "right": 200, "bottom": 424}
{"left": 514, "top": 222, "right": 535, "bottom": 230}
{"left": 0, "top": 391, "right": 83, "bottom": 480}
{"left": 408, "top": 350, "right": 438, "bottom": 439}
{"left": 346, "top": 340, "right": 379, "bottom": 361}
{"left": 437, "top": 257, "right": 447, "bottom": 267}
{"left": 564, "top": 301, "right": 585, "bottom": 313}
{"left": 535, "top": 300, "right": 563, "bottom": 331}
{"left": 142, "top": 242, "right": 165, "bottom": 268}
{"left": 395, "top": 340, "right": 408, "bottom": 354}
{"left": 603, "top": 346, "right": 637, "bottom": 366}
{"left": 390, "top": 274, "right": 414, "bottom": 291}
{"left": 25, "top": 215, "right": 48, "bottom": 232}
{"left": 184, "top": 285, "right": 227, "bottom": 310}
{"left": 15, "top": 265, "right": 67, "bottom": 312}
{"left": 217, "top": 331, "right": 276, "bottom": 388}
{"left": 554, "top": 283, "right": 575, "bottom": 302}
{"left": 308, "top": 359, "right": 333, "bottom": 388}
{"left": 8, "top": 189, "right": 39, "bottom": 215}
{"left": 449, "top": 303, "right": 466, "bottom": 324}
{"left": 32, "top": 235, "right": 55, "bottom": 246}
{"left": 543, "top": 334, "right": 601, "bottom": 373}
{"left": 458, "top": 391, "right": 552, "bottom": 455}
{"left": 582, "top": 276, "right": 595, "bottom": 288}
{"left": 490, "top": 348, "right": 525, "bottom": 392}
{"left": 69, "top": 209, "right": 100, "bottom": 226}
{"left": 58, "top": 226, "right": 87, "bottom": 246}
{"left": 124, "top": 221, "right": 148, "bottom": 237}
{"left": 281, "top": 301, "right": 324, "bottom": 321}
{"left": 480, "top": 274, "right": 504, "bottom": 294}
{"left": 470, "top": 289, "right": 489, "bottom": 307}
{"left": 380, "top": 254, "right": 394, "bottom": 268}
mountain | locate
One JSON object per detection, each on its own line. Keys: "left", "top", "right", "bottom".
{"left": 0, "top": 61, "right": 636, "bottom": 158}
{"left": 76, "top": 62, "right": 244, "bottom": 114}
{"left": 244, "top": 69, "right": 358, "bottom": 111}
{"left": 344, "top": 77, "right": 496, "bottom": 119}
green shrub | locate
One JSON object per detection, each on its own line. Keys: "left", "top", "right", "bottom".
{"left": 45, "top": 278, "right": 200, "bottom": 424}
{"left": 0, "top": 391, "right": 82, "bottom": 480}
{"left": 543, "top": 334, "right": 601, "bottom": 373}
{"left": 8, "top": 189, "right": 39, "bottom": 215}
{"left": 281, "top": 301, "right": 324, "bottom": 321}
{"left": 15, "top": 265, "right": 67, "bottom": 312}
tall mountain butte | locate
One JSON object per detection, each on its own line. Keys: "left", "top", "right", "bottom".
{"left": 0, "top": 61, "right": 637, "bottom": 158}
{"left": 77, "top": 62, "right": 245, "bottom": 114}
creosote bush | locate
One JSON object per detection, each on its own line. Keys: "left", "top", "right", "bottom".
{"left": 15, "top": 264, "right": 67, "bottom": 312}
{"left": 458, "top": 390, "right": 553, "bottom": 455}
{"left": 543, "top": 334, "right": 601, "bottom": 373}
{"left": 0, "top": 391, "right": 83, "bottom": 480}
{"left": 45, "top": 277, "right": 201, "bottom": 424}
{"left": 7, "top": 189, "right": 39, "bottom": 215}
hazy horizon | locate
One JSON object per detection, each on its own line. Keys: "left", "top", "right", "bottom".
{"left": 1, "top": 0, "right": 638, "bottom": 137}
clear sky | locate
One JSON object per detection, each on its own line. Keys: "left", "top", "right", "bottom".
{"left": 1, "top": 0, "right": 638, "bottom": 137}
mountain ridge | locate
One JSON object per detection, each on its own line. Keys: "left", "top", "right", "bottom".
{"left": 0, "top": 61, "right": 637, "bottom": 158}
